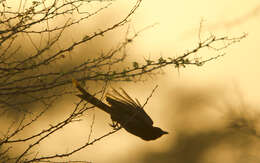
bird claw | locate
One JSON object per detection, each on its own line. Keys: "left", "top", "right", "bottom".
{"left": 109, "top": 121, "right": 121, "bottom": 130}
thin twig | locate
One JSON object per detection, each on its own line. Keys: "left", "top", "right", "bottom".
{"left": 142, "top": 85, "right": 158, "bottom": 108}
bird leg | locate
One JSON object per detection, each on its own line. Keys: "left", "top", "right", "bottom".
{"left": 109, "top": 120, "right": 121, "bottom": 130}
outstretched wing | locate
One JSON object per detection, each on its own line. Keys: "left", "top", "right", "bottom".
{"left": 106, "top": 88, "right": 153, "bottom": 126}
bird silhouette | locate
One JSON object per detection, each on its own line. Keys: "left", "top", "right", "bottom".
{"left": 72, "top": 79, "right": 168, "bottom": 141}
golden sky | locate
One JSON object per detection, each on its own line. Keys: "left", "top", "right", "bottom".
{"left": 39, "top": 0, "right": 260, "bottom": 162}
{"left": 59, "top": 1, "right": 260, "bottom": 162}
{"left": 3, "top": 0, "right": 260, "bottom": 162}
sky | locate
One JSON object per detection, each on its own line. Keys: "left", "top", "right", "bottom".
{"left": 59, "top": 1, "right": 260, "bottom": 162}
{"left": 2, "top": 0, "right": 260, "bottom": 162}
{"left": 79, "top": 1, "right": 260, "bottom": 162}
{"left": 127, "top": 0, "right": 260, "bottom": 104}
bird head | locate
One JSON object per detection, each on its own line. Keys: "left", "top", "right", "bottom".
{"left": 154, "top": 127, "right": 168, "bottom": 135}
{"left": 143, "top": 127, "right": 168, "bottom": 141}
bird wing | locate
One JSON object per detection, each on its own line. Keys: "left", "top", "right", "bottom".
{"left": 106, "top": 88, "right": 153, "bottom": 126}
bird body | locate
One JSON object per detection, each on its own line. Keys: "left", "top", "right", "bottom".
{"left": 73, "top": 79, "right": 168, "bottom": 141}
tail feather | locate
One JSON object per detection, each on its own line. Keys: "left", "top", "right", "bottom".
{"left": 73, "top": 79, "right": 110, "bottom": 114}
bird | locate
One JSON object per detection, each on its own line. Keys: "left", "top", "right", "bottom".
{"left": 72, "top": 79, "right": 168, "bottom": 141}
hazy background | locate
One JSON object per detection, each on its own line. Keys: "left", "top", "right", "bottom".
{"left": 4, "top": 0, "right": 260, "bottom": 162}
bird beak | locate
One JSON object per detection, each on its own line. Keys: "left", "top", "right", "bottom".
{"left": 163, "top": 130, "right": 169, "bottom": 134}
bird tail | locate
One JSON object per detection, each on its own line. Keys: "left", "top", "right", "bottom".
{"left": 72, "top": 79, "right": 110, "bottom": 114}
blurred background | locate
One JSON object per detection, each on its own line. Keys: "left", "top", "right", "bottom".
{"left": 2, "top": 0, "right": 260, "bottom": 162}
